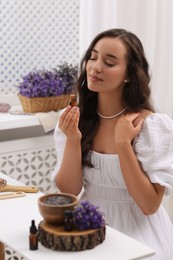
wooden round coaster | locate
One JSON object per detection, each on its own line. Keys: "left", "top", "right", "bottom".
{"left": 38, "top": 220, "right": 106, "bottom": 251}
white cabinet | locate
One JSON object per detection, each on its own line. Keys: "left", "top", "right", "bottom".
{"left": 0, "top": 113, "right": 57, "bottom": 193}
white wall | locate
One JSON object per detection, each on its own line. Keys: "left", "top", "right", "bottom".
{"left": 0, "top": 0, "right": 79, "bottom": 97}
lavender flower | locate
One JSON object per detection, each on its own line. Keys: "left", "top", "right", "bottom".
{"left": 18, "top": 62, "right": 78, "bottom": 98}
{"left": 73, "top": 200, "right": 105, "bottom": 231}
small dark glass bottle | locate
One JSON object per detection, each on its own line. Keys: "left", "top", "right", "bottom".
{"left": 69, "top": 94, "right": 77, "bottom": 107}
{"left": 29, "top": 220, "right": 38, "bottom": 250}
{"left": 64, "top": 210, "right": 73, "bottom": 231}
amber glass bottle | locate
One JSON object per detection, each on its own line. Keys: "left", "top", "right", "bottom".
{"left": 29, "top": 220, "right": 38, "bottom": 250}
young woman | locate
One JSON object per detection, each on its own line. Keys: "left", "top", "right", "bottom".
{"left": 52, "top": 29, "right": 173, "bottom": 259}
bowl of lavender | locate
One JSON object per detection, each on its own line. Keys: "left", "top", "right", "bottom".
{"left": 38, "top": 193, "right": 78, "bottom": 224}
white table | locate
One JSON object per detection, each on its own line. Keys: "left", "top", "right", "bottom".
{"left": 0, "top": 172, "right": 155, "bottom": 260}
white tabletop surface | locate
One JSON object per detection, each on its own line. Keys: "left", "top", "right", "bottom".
{"left": 0, "top": 172, "right": 155, "bottom": 260}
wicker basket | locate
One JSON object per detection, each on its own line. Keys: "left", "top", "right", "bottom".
{"left": 18, "top": 94, "right": 70, "bottom": 113}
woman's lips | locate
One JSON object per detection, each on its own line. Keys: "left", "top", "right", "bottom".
{"left": 89, "top": 74, "right": 103, "bottom": 82}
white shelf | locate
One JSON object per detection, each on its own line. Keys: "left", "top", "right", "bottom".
{"left": 0, "top": 111, "right": 45, "bottom": 142}
{"left": 0, "top": 113, "right": 41, "bottom": 130}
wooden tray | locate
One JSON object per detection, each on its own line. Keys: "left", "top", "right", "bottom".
{"left": 38, "top": 220, "right": 106, "bottom": 251}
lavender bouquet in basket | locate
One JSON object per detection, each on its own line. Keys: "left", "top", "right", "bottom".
{"left": 17, "top": 62, "right": 78, "bottom": 113}
{"left": 18, "top": 62, "right": 78, "bottom": 98}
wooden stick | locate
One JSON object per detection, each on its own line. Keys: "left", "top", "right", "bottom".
{"left": 0, "top": 242, "right": 5, "bottom": 260}
{"left": 0, "top": 177, "right": 39, "bottom": 193}
{"left": 0, "top": 191, "right": 26, "bottom": 200}
{"left": 0, "top": 184, "right": 39, "bottom": 193}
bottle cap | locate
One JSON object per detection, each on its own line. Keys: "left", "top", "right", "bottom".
{"left": 64, "top": 210, "right": 73, "bottom": 217}
{"left": 30, "top": 220, "right": 37, "bottom": 234}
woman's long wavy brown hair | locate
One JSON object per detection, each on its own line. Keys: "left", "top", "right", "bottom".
{"left": 73, "top": 28, "right": 154, "bottom": 167}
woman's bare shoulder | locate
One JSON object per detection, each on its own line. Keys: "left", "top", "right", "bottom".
{"left": 139, "top": 109, "right": 153, "bottom": 120}
{"left": 133, "top": 109, "right": 153, "bottom": 126}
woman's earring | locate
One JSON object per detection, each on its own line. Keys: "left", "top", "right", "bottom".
{"left": 124, "top": 79, "right": 129, "bottom": 83}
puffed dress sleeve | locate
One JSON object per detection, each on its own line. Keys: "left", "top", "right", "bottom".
{"left": 133, "top": 113, "right": 173, "bottom": 195}
{"left": 51, "top": 119, "right": 67, "bottom": 189}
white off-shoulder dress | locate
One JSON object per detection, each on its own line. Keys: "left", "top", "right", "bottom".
{"left": 52, "top": 113, "right": 173, "bottom": 259}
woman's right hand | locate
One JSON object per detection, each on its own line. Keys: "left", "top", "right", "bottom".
{"left": 58, "top": 106, "right": 82, "bottom": 141}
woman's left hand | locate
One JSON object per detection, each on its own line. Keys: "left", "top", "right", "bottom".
{"left": 114, "top": 113, "right": 144, "bottom": 145}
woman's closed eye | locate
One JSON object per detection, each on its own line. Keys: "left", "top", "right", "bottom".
{"left": 89, "top": 56, "right": 115, "bottom": 67}
{"left": 105, "top": 61, "right": 115, "bottom": 67}
{"left": 89, "top": 55, "right": 97, "bottom": 61}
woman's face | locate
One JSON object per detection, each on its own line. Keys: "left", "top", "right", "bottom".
{"left": 86, "top": 37, "right": 128, "bottom": 94}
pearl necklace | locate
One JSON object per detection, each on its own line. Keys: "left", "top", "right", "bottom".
{"left": 97, "top": 108, "right": 126, "bottom": 119}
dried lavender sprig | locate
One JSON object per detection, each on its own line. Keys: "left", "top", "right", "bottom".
{"left": 73, "top": 200, "right": 105, "bottom": 231}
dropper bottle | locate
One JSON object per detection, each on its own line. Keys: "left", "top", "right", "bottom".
{"left": 29, "top": 220, "right": 38, "bottom": 250}
{"left": 64, "top": 210, "right": 74, "bottom": 231}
